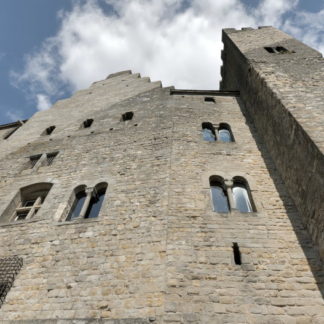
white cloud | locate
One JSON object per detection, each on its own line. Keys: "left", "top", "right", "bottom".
{"left": 36, "top": 94, "right": 52, "bottom": 111}
{"left": 10, "top": 0, "right": 324, "bottom": 109}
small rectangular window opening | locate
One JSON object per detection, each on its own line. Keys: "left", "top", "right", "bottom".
{"left": 83, "top": 119, "right": 93, "bottom": 128}
{"left": 46, "top": 152, "right": 58, "bottom": 166}
{"left": 29, "top": 154, "right": 42, "bottom": 168}
{"left": 275, "top": 46, "right": 289, "bottom": 54}
{"left": 232, "top": 242, "right": 242, "bottom": 265}
{"left": 122, "top": 111, "right": 134, "bottom": 121}
{"left": 204, "top": 97, "right": 215, "bottom": 103}
{"left": 45, "top": 126, "right": 55, "bottom": 135}
{"left": 264, "top": 47, "right": 275, "bottom": 53}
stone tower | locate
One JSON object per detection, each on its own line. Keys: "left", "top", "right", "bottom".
{"left": 0, "top": 27, "right": 323, "bottom": 323}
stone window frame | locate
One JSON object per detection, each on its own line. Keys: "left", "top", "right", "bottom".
{"left": 25, "top": 151, "right": 59, "bottom": 172}
{"left": 201, "top": 122, "right": 235, "bottom": 142}
{"left": 0, "top": 182, "right": 53, "bottom": 224}
{"left": 202, "top": 172, "right": 259, "bottom": 214}
{"left": 61, "top": 182, "right": 108, "bottom": 222}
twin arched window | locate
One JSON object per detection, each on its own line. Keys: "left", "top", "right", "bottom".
{"left": 202, "top": 123, "right": 234, "bottom": 142}
{"left": 1, "top": 182, "right": 107, "bottom": 223}
{"left": 210, "top": 176, "right": 254, "bottom": 213}
{"left": 66, "top": 182, "right": 107, "bottom": 221}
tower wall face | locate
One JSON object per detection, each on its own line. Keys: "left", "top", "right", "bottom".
{"left": 220, "top": 26, "right": 324, "bottom": 258}
{"left": 0, "top": 57, "right": 322, "bottom": 322}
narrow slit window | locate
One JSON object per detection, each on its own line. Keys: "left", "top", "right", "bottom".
{"left": 218, "top": 123, "right": 234, "bottom": 142}
{"left": 202, "top": 122, "right": 216, "bottom": 142}
{"left": 83, "top": 119, "right": 93, "bottom": 128}
{"left": 232, "top": 178, "right": 254, "bottom": 213}
{"left": 45, "top": 126, "right": 55, "bottom": 135}
{"left": 122, "top": 111, "right": 134, "bottom": 121}
{"left": 204, "top": 97, "right": 215, "bottom": 103}
{"left": 46, "top": 152, "right": 58, "bottom": 166}
{"left": 210, "top": 177, "right": 229, "bottom": 213}
{"left": 29, "top": 154, "right": 42, "bottom": 168}
{"left": 232, "top": 242, "right": 241, "bottom": 265}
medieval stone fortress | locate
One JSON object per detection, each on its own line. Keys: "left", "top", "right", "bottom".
{"left": 0, "top": 26, "right": 323, "bottom": 323}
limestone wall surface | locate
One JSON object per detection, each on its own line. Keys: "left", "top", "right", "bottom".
{"left": 0, "top": 69, "right": 323, "bottom": 323}
{"left": 220, "top": 26, "right": 324, "bottom": 260}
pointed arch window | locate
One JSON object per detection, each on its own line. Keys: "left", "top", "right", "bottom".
{"left": 202, "top": 122, "right": 216, "bottom": 142}
{"left": 209, "top": 176, "right": 229, "bottom": 213}
{"left": 66, "top": 183, "right": 107, "bottom": 221}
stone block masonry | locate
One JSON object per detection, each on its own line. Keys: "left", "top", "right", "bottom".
{"left": 220, "top": 26, "right": 324, "bottom": 260}
{"left": 0, "top": 29, "right": 323, "bottom": 323}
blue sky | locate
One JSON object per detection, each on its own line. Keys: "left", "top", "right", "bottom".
{"left": 0, "top": 0, "right": 323, "bottom": 124}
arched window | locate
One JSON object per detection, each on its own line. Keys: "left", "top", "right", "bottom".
{"left": 66, "top": 183, "right": 107, "bottom": 221}
{"left": 1, "top": 183, "right": 53, "bottom": 223}
{"left": 232, "top": 177, "right": 254, "bottom": 213}
{"left": 218, "top": 123, "right": 234, "bottom": 142}
{"left": 84, "top": 183, "right": 107, "bottom": 218}
{"left": 66, "top": 186, "right": 87, "bottom": 221}
{"left": 209, "top": 176, "right": 229, "bottom": 213}
{"left": 202, "top": 122, "right": 216, "bottom": 142}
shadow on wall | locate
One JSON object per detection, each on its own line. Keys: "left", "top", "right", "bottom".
{"left": 237, "top": 99, "right": 324, "bottom": 300}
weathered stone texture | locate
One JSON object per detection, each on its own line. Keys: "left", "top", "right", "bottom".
{"left": 220, "top": 26, "right": 324, "bottom": 259}
{"left": 0, "top": 29, "right": 323, "bottom": 323}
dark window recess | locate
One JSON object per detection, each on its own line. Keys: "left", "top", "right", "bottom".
{"left": 232, "top": 242, "right": 242, "bottom": 265}
{"left": 46, "top": 152, "right": 58, "bottom": 166}
{"left": 202, "top": 122, "right": 216, "bottom": 142}
{"left": 23, "top": 200, "right": 36, "bottom": 207}
{"left": 84, "top": 187, "right": 107, "bottom": 219}
{"left": 83, "top": 119, "right": 93, "bottom": 128}
{"left": 4, "top": 127, "right": 20, "bottom": 140}
{"left": 264, "top": 46, "right": 289, "bottom": 54}
{"left": 264, "top": 47, "right": 275, "bottom": 53}
{"left": 15, "top": 212, "right": 28, "bottom": 221}
{"left": 45, "top": 126, "right": 55, "bottom": 135}
{"left": 122, "top": 111, "right": 134, "bottom": 121}
{"left": 0, "top": 256, "right": 23, "bottom": 307}
{"left": 30, "top": 154, "right": 42, "bottom": 168}
{"left": 204, "top": 97, "right": 215, "bottom": 103}
{"left": 275, "top": 46, "right": 289, "bottom": 54}
{"left": 66, "top": 190, "right": 87, "bottom": 221}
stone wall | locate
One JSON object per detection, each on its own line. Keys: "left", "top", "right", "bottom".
{"left": 220, "top": 26, "right": 324, "bottom": 259}
{"left": 0, "top": 67, "right": 323, "bottom": 323}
